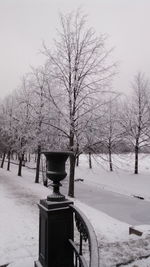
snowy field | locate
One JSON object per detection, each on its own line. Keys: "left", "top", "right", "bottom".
{"left": 1, "top": 153, "right": 150, "bottom": 266}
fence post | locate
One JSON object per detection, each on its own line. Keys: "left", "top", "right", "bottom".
{"left": 35, "top": 151, "right": 74, "bottom": 267}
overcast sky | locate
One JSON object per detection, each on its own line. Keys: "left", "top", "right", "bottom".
{"left": 0, "top": 0, "right": 150, "bottom": 99}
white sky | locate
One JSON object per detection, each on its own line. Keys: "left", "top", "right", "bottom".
{"left": 0, "top": 0, "right": 150, "bottom": 99}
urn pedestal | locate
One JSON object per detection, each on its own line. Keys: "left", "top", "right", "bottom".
{"left": 35, "top": 151, "right": 74, "bottom": 267}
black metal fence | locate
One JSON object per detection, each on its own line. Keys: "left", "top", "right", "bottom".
{"left": 69, "top": 204, "right": 99, "bottom": 267}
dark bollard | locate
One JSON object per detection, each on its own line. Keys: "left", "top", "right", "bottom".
{"left": 35, "top": 151, "right": 74, "bottom": 267}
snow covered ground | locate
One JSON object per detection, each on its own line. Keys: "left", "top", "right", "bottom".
{"left": 1, "top": 153, "right": 150, "bottom": 266}
{"left": 75, "top": 153, "right": 150, "bottom": 201}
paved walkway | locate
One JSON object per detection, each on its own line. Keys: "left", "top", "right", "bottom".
{"left": 61, "top": 177, "right": 150, "bottom": 226}
{"left": 74, "top": 182, "right": 150, "bottom": 225}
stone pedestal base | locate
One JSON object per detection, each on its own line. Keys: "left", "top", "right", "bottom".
{"left": 35, "top": 199, "right": 74, "bottom": 267}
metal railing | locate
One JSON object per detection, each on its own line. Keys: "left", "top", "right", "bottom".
{"left": 69, "top": 204, "right": 99, "bottom": 267}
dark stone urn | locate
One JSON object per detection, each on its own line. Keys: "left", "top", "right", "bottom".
{"left": 35, "top": 151, "right": 74, "bottom": 267}
{"left": 44, "top": 151, "right": 72, "bottom": 201}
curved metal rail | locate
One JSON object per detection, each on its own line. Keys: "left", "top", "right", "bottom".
{"left": 69, "top": 204, "right": 99, "bottom": 267}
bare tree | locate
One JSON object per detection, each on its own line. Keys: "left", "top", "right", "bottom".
{"left": 22, "top": 67, "right": 51, "bottom": 183}
{"left": 43, "top": 10, "right": 116, "bottom": 197}
{"left": 23, "top": 66, "right": 61, "bottom": 183}
{"left": 13, "top": 86, "right": 32, "bottom": 176}
{"left": 0, "top": 95, "right": 17, "bottom": 171}
{"left": 120, "top": 72, "right": 150, "bottom": 174}
{"left": 99, "top": 97, "right": 123, "bottom": 171}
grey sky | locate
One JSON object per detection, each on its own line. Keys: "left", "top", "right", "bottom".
{"left": 0, "top": 0, "right": 150, "bottom": 99}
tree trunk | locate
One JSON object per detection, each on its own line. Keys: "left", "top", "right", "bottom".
{"left": 43, "top": 176, "right": 48, "bottom": 187}
{"left": 108, "top": 146, "right": 113, "bottom": 171}
{"left": 35, "top": 145, "right": 41, "bottom": 183}
{"left": 28, "top": 153, "right": 31, "bottom": 162}
{"left": 68, "top": 129, "right": 76, "bottom": 197}
{"left": 68, "top": 153, "right": 76, "bottom": 197}
{"left": 41, "top": 156, "right": 48, "bottom": 187}
{"left": 76, "top": 144, "right": 79, "bottom": 167}
{"left": 76, "top": 154, "right": 79, "bottom": 167}
{"left": 15, "top": 153, "right": 18, "bottom": 160}
{"left": 134, "top": 142, "right": 139, "bottom": 174}
{"left": 89, "top": 152, "right": 92, "bottom": 169}
{"left": 1, "top": 153, "right": 6, "bottom": 168}
{"left": 18, "top": 154, "right": 24, "bottom": 176}
{"left": 7, "top": 151, "right": 11, "bottom": 171}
